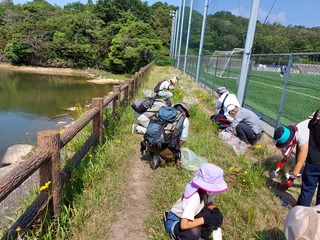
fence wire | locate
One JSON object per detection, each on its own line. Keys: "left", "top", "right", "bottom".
{"left": 172, "top": 1, "right": 320, "bottom": 135}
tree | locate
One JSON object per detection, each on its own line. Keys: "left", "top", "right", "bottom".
{"left": 108, "top": 19, "right": 164, "bottom": 73}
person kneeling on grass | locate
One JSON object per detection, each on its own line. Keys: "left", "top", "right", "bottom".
{"left": 165, "top": 163, "right": 228, "bottom": 240}
{"left": 148, "top": 102, "right": 190, "bottom": 170}
{"left": 223, "top": 105, "right": 263, "bottom": 146}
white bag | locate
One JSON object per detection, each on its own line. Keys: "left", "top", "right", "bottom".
{"left": 179, "top": 148, "right": 208, "bottom": 172}
{"left": 218, "top": 131, "right": 247, "bottom": 156}
{"left": 212, "top": 228, "right": 222, "bottom": 240}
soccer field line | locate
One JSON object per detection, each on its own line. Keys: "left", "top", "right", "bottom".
{"left": 251, "top": 80, "right": 320, "bottom": 100}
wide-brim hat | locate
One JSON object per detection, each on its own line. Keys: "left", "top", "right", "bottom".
{"left": 274, "top": 125, "right": 297, "bottom": 149}
{"left": 284, "top": 205, "right": 320, "bottom": 240}
{"left": 191, "top": 163, "right": 228, "bottom": 194}
{"left": 174, "top": 101, "right": 190, "bottom": 117}
{"left": 170, "top": 76, "right": 180, "bottom": 85}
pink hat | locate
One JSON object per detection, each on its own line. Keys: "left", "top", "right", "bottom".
{"left": 284, "top": 205, "right": 320, "bottom": 240}
{"left": 184, "top": 163, "right": 228, "bottom": 198}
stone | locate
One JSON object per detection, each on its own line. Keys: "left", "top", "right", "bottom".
{"left": 1, "top": 144, "right": 34, "bottom": 167}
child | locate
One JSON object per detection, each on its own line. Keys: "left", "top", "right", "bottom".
{"left": 165, "top": 163, "right": 228, "bottom": 239}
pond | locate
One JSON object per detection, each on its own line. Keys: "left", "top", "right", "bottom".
{"left": 0, "top": 68, "right": 114, "bottom": 163}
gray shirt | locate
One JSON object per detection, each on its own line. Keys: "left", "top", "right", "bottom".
{"left": 225, "top": 107, "right": 263, "bottom": 134}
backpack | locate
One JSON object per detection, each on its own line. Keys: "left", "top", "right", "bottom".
{"left": 154, "top": 80, "right": 166, "bottom": 93}
{"left": 131, "top": 97, "right": 156, "bottom": 114}
{"left": 307, "top": 109, "right": 320, "bottom": 165}
{"left": 141, "top": 106, "right": 186, "bottom": 160}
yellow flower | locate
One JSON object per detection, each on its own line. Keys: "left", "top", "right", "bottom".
{"left": 228, "top": 167, "right": 233, "bottom": 172}
{"left": 116, "top": 140, "right": 121, "bottom": 144}
{"left": 255, "top": 144, "right": 262, "bottom": 149}
{"left": 243, "top": 179, "right": 246, "bottom": 182}
{"left": 59, "top": 129, "right": 64, "bottom": 135}
{"left": 16, "top": 227, "right": 21, "bottom": 232}
{"left": 244, "top": 171, "right": 248, "bottom": 174}
{"left": 40, "top": 181, "right": 51, "bottom": 191}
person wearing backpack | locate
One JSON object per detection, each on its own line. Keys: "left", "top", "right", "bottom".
{"left": 147, "top": 101, "right": 190, "bottom": 170}
{"left": 154, "top": 76, "right": 180, "bottom": 98}
{"left": 164, "top": 163, "right": 228, "bottom": 240}
{"left": 132, "top": 98, "right": 172, "bottom": 135}
{"left": 273, "top": 116, "right": 311, "bottom": 188}
{"left": 295, "top": 109, "right": 320, "bottom": 206}
{"left": 210, "top": 87, "right": 240, "bottom": 129}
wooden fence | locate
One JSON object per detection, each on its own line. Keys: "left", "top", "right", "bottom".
{"left": 0, "top": 62, "right": 154, "bottom": 239}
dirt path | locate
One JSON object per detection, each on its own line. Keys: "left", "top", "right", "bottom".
{"left": 108, "top": 148, "right": 154, "bottom": 240}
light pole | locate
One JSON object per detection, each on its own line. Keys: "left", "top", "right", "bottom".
{"left": 169, "top": 10, "right": 176, "bottom": 58}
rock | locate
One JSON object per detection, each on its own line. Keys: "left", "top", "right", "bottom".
{"left": 1, "top": 144, "right": 34, "bottom": 167}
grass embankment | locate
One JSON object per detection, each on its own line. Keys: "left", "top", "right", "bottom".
{"left": 18, "top": 65, "right": 300, "bottom": 239}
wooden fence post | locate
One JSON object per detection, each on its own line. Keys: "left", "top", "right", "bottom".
{"left": 124, "top": 79, "right": 131, "bottom": 105}
{"left": 37, "top": 130, "right": 61, "bottom": 217}
{"left": 112, "top": 85, "right": 121, "bottom": 120}
{"left": 92, "top": 97, "right": 104, "bottom": 145}
{"left": 131, "top": 75, "right": 136, "bottom": 95}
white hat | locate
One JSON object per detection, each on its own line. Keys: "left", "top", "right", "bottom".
{"left": 226, "top": 104, "right": 237, "bottom": 113}
{"left": 284, "top": 205, "right": 320, "bottom": 240}
{"left": 216, "top": 87, "right": 228, "bottom": 94}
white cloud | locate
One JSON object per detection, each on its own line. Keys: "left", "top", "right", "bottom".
{"left": 230, "top": 7, "right": 286, "bottom": 26}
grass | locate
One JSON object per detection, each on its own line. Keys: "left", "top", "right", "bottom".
{"left": 3, "top": 65, "right": 299, "bottom": 240}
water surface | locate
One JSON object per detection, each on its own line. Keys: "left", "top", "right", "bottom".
{"left": 0, "top": 69, "right": 113, "bottom": 162}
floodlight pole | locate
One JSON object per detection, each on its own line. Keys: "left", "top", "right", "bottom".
{"left": 174, "top": 3, "right": 181, "bottom": 64}
{"left": 195, "top": 0, "right": 209, "bottom": 83}
{"left": 183, "top": 0, "right": 194, "bottom": 73}
{"left": 237, "top": 0, "right": 260, "bottom": 106}
{"left": 177, "top": 0, "right": 186, "bottom": 69}
{"left": 170, "top": 10, "right": 176, "bottom": 57}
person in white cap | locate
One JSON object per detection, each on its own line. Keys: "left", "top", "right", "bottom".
{"left": 224, "top": 105, "right": 263, "bottom": 146}
{"left": 165, "top": 163, "right": 228, "bottom": 240}
{"left": 210, "top": 87, "right": 240, "bottom": 129}
{"left": 284, "top": 204, "right": 320, "bottom": 240}
{"left": 154, "top": 76, "right": 180, "bottom": 98}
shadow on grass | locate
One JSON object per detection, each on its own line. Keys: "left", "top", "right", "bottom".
{"left": 255, "top": 227, "right": 286, "bottom": 240}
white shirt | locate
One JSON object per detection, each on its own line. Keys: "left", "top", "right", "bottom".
{"left": 159, "top": 80, "right": 173, "bottom": 91}
{"left": 296, "top": 119, "right": 310, "bottom": 146}
{"left": 170, "top": 193, "right": 204, "bottom": 221}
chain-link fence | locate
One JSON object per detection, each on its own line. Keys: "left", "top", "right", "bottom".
{"left": 171, "top": 1, "right": 320, "bottom": 136}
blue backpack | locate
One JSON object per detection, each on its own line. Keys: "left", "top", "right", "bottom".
{"left": 142, "top": 106, "right": 185, "bottom": 160}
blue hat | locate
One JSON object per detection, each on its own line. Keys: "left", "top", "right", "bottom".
{"left": 274, "top": 125, "right": 297, "bottom": 149}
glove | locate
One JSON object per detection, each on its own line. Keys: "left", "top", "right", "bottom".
{"left": 202, "top": 208, "right": 223, "bottom": 227}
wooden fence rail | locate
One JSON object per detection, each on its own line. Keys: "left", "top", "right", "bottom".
{"left": 0, "top": 62, "right": 153, "bottom": 239}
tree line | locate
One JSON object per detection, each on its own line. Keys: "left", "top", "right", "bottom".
{"left": 0, "top": 0, "right": 319, "bottom": 74}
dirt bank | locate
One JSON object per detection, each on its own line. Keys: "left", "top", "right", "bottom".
{"left": 0, "top": 63, "right": 124, "bottom": 84}
{"left": 0, "top": 63, "right": 89, "bottom": 76}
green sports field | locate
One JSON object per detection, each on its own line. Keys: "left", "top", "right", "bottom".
{"left": 184, "top": 63, "right": 320, "bottom": 127}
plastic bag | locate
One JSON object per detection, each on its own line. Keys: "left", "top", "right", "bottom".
{"left": 142, "top": 89, "right": 155, "bottom": 98}
{"left": 178, "top": 148, "right": 208, "bottom": 171}
{"left": 218, "top": 131, "right": 247, "bottom": 156}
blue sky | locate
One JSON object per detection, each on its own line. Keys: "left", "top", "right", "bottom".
{"left": 10, "top": 0, "right": 320, "bottom": 28}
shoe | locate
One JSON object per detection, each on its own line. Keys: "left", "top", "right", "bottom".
{"left": 132, "top": 124, "right": 137, "bottom": 134}
{"left": 150, "top": 154, "right": 161, "bottom": 170}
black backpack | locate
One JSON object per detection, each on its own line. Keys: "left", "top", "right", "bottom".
{"left": 154, "top": 80, "right": 166, "bottom": 93}
{"left": 141, "top": 106, "right": 185, "bottom": 160}
{"left": 131, "top": 97, "right": 156, "bottom": 114}
{"left": 307, "top": 109, "right": 320, "bottom": 165}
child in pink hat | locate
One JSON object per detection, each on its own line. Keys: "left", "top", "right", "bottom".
{"left": 165, "top": 163, "right": 228, "bottom": 239}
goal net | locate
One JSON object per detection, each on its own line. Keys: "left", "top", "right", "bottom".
{"left": 205, "top": 48, "right": 244, "bottom": 78}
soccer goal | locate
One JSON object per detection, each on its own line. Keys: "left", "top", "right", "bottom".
{"left": 205, "top": 48, "right": 244, "bottom": 78}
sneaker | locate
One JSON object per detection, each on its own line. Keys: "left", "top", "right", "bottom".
{"left": 150, "top": 154, "right": 161, "bottom": 170}
{"left": 132, "top": 124, "right": 137, "bottom": 134}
